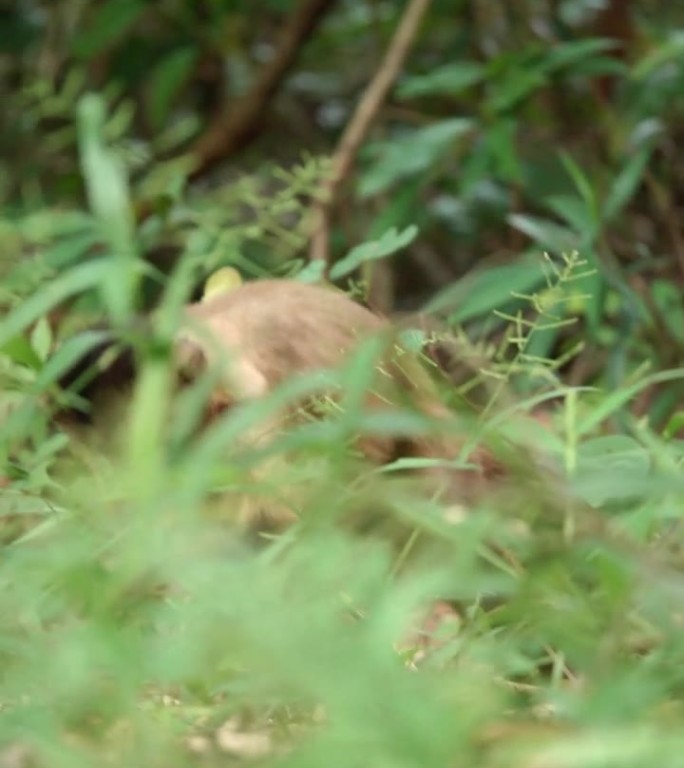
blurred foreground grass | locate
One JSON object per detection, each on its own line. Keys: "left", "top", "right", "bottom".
{"left": 4, "top": 326, "right": 684, "bottom": 768}
{"left": 3, "top": 94, "right": 684, "bottom": 768}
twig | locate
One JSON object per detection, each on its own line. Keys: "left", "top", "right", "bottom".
{"left": 308, "top": 0, "right": 433, "bottom": 265}
{"left": 188, "top": 0, "right": 337, "bottom": 181}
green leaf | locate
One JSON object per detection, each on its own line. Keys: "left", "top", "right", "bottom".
{"left": 574, "top": 435, "right": 651, "bottom": 506}
{"left": 651, "top": 279, "right": 684, "bottom": 343}
{"left": 359, "top": 119, "right": 474, "bottom": 198}
{"left": 43, "top": 229, "right": 101, "bottom": 270}
{"left": 294, "top": 260, "right": 327, "bottom": 284}
{"left": 603, "top": 148, "right": 652, "bottom": 223}
{"left": 367, "top": 180, "right": 423, "bottom": 239}
{"left": 72, "top": 0, "right": 145, "bottom": 59}
{"left": 397, "top": 62, "right": 485, "bottom": 99}
{"left": 507, "top": 213, "right": 580, "bottom": 253}
{"left": 577, "top": 368, "right": 684, "bottom": 436}
{"left": 0, "top": 258, "right": 110, "bottom": 350}
{"left": 30, "top": 316, "right": 52, "bottom": 363}
{"left": 631, "top": 31, "right": 684, "bottom": 79}
{"left": 338, "top": 334, "right": 389, "bottom": 414}
{"left": 426, "top": 256, "right": 545, "bottom": 322}
{"left": 35, "top": 329, "right": 114, "bottom": 394}
{"left": 559, "top": 151, "right": 598, "bottom": 225}
{"left": 77, "top": 93, "right": 138, "bottom": 321}
{"left": 0, "top": 335, "right": 42, "bottom": 370}
{"left": 545, "top": 195, "right": 595, "bottom": 237}
{"left": 397, "top": 328, "right": 427, "bottom": 354}
{"left": 493, "top": 118, "right": 523, "bottom": 182}
{"left": 543, "top": 38, "right": 618, "bottom": 72}
{"left": 147, "top": 48, "right": 198, "bottom": 130}
{"left": 330, "top": 226, "right": 418, "bottom": 280}
{"left": 487, "top": 68, "right": 546, "bottom": 113}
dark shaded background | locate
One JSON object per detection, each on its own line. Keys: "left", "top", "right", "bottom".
{"left": 3, "top": 0, "right": 684, "bottom": 422}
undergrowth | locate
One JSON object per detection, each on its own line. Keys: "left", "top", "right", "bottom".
{"left": 2, "top": 95, "right": 684, "bottom": 768}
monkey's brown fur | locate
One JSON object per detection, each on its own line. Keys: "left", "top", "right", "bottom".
{"left": 55, "top": 279, "right": 505, "bottom": 529}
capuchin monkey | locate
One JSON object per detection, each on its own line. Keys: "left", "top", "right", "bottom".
{"left": 53, "top": 277, "right": 507, "bottom": 533}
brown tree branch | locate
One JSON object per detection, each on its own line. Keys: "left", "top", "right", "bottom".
{"left": 188, "top": 0, "right": 337, "bottom": 181}
{"left": 308, "top": 0, "right": 433, "bottom": 265}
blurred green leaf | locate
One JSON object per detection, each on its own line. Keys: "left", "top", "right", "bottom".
{"left": 574, "top": 435, "right": 651, "bottom": 506}
{"left": 294, "top": 259, "right": 327, "bottom": 283}
{"left": 72, "top": 0, "right": 145, "bottom": 59}
{"left": 603, "top": 149, "right": 652, "bottom": 223}
{"left": 29, "top": 317, "right": 52, "bottom": 363}
{"left": 426, "top": 256, "right": 545, "bottom": 322}
{"left": 632, "top": 31, "right": 684, "bottom": 79}
{"left": 546, "top": 195, "right": 596, "bottom": 236}
{"left": 487, "top": 67, "right": 546, "bottom": 113}
{"left": 651, "top": 279, "right": 684, "bottom": 343}
{"left": 507, "top": 213, "right": 580, "bottom": 253}
{"left": 559, "top": 152, "right": 599, "bottom": 231}
{"left": 0, "top": 336, "right": 42, "bottom": 370}
{"left": 77, "top": 93, "right": 138, "bottom": 322}
{"left": 0, "top": 259, "right": 110, "bottom": 349}
{"left": 543, "top": 38, "right": 618, "bottom": 72}
{"left": 359, "top": 119, "right": 474, "bottom": 198}
{"left": 330, "top": 226, "right": 418, "bottom": 279}
{"left": 487, "top": 118, "right": 523, "bottom": 183}
{"left": 397, "top": 62, "right": 485, "bottom": 99}
{"left": 43, "top": 229, "right": 102, "bottom": 271}
{"left": 35, "top": 329, "right": 115, "bottom": 394}
{"left": 147, "top": 47, "right": 198, "bottom": 130}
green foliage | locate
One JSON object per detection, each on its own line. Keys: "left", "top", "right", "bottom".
{"left": 4, "top": 2, "right": 684, "bottom": 766}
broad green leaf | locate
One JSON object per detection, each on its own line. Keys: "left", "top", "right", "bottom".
{"left": 367, "top": 180, "right": 423, "bottom": 239}
{"left": 396, "top": 328, "right": 427, "bottom": 354}
{"left": 43, "top": 228, "right": 102, "bottom": 270}
{"left": 338, "top": 334, "right": 388, "bottom": 414}
{"left": 629, "top": 118, "right": 664, "bottom": 150}
{"left": 0, "top": 335, "right": 42, "bottom": 370}
{"left": 578, "top": 368, "right": 684, "bottom": 436}
{"left": 603, "top": 148, "right": 652, "bottom": 223}
{"left": 564, "top": 57, "right": 627, "bottom": 78}
{"left": 30, "top": 316, "right": 52, "bottom": 363}
{"left": 573, "top": 435, "right": 651, "bottom": 506}
{"left": 397, "top": 62, "right": 485, "bottom": 99}
{"left": 651, "top": 279, "right": 684, "bottom": 343}
{"left": 16, "top": 209, "right": 94, "bottom": 243}
{"left": 487, "top": 68, "right": 546, "bottom": 113}
{"left": 543, "top": 38, "right": 618, "bottom": 72}
{"left": 663, "top": 411, "right": 684, "bottom": 440}
{"left": 148, "top": 48, "right": 198, "bottom": 130}
{"left": 34, "top": 329, "right": 114, "bottom": 394}
{"left": 294, "top": 259, "right": 327, "bottom": 284}
{"left": 426, "top": 256, "right": 545, "bottom": 322}
{"left": 359, "top": 119, "right": 474, "bottom": 198}
{"left": 330, "top": 226, "right": 418, "bottom": 279}
{"left": 545, "top": 195, "right": 595, "bottom": 237}
{"left": 77, "top": 93, "right": 138, "bottom": 321}
{"left": 72, "top": 0, "right": 145, "bottom": 59}
{"left": 487, "top": 118, "right": 522, "bottom": 183}
{"left": 507, "top": 213, "right": 580, "bottom": 253}
{"left": 0, "top": 258, "right": 110, "bottom": 349}
{"left": 631, "top": 31, "right": 684, "bottom": 79}
{"left": 358, "top": 408, "right": 435, "bottom": 438}
{"left": 559, "top": 152, "right": 598, "bottom": 224}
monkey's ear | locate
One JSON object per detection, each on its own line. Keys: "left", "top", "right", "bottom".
{"left": 174, "top": 334, "right": 209, "bottom": 384}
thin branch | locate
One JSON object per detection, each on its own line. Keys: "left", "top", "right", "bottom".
{"left": 188, "top": 0, "right": 337, "bottom": 181}
{"left": 308, "top": 0, "right": 433, "bottom": 265}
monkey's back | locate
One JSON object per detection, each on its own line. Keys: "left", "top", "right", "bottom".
{"left": 182, "top": 280, "right": 388, "bottom": 393}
